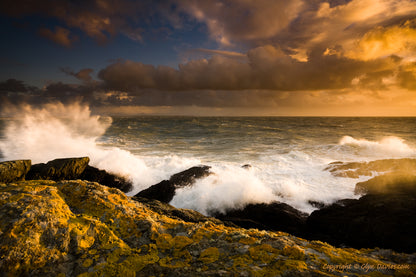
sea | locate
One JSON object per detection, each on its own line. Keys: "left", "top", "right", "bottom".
{"left": 1, "top": 104, "right": 416, "bottom": 215}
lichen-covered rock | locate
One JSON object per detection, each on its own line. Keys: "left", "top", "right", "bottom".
{"left": 133, "top": 196, "right": 231, "bottom": 226}
{"left": 0, "top": 180, "right": 415, "bottom": 276}
{"left": 0, "top": 159, "right": 31, "bottom": 183}
{"left": 135, "top": 165, "right": 211, "bottom": 203}
{"left": 325, "top": 158, "right": 416, "bottom": 178}
{"left": 80, "top": 165, "right": 133, "bottom": 193}
{"left": 26, "top": 157, "right": 89, "bottom": 181}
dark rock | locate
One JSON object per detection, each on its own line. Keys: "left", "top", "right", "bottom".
{"left": 214, "top": 202, "right": 308, "bottom": 236}
{"left": 0, "top": 160, "right": 31, "bottom": 183}
{"left": 168, "top": 165, "right": 211, "bottom": 187}
{"left": 306, "top": 193, "right": 416, "bottom": 253}
{"left": 307, "top": 200, "right": 327, "bottom": 209}
{"left": 80, "top": 165, "right": 133, "bottom": 193}
{"left": 355, "top": 172, "right": 416, "bottom": 195}
{"left": 132, "top": 196, "right": 231, "bottom": 226}
{"left": 241, "top": 164, "right": 251, "bottom": 169}
{"left": 325, "top": 158, "right": 416, "bottom": 178}
{"left": 26, "top": 157, "right": 89, "bottom": 181}
{"left": 135, "top": 165, "right": 211, "bottom": 203}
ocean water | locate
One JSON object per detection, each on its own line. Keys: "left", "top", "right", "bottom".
{"left": 1, "top": 103, "right": 416, "bottom": 214}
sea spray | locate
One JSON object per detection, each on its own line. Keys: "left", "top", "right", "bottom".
{"left": 1, "top": 108, "right": 416, "bottom": 214}
{"left": 0, "top": 103, "right": 199, "bottom": 193}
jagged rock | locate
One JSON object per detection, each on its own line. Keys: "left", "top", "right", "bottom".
{"left": 135, "top": 166, "right": 211, "bottom": 203}
{"left": 133, "top": 196, "right": 231, "bottom": 226}
{"left": 307, "top": 193, "right": 416, "bottom": 253}
{"left": 1, "top": 179, "right": 415, "bottom": 276}
{"left": 325, "top": 158, "right": 416, "bottom": 178}
{"left": 26, "top": 157, "right": 90, "bottom": 181}
{"left": 355, "top": 172, "right": 416, "bottom": 195}
{"left": 0, "top": 160, "right": 31, "bottom": 183}
{"left": 214, "top": 202, "right": 308, "bottom": 236}
{"left": 80, "top": 165, "right": 133, "bottom": 193}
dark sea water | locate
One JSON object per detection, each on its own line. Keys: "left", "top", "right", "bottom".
{"left": 1, "top": 108, "right": 415, "bottom": 214}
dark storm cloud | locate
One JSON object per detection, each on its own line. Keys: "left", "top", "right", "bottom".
{"left": 97, "top": 47, "right": 401, "bottom": 92}
{"left": 0, "top": 0, "right": 167, "bottom": 44}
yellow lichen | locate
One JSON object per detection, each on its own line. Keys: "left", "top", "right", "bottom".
{"left": 249, "top": 244, "right": 280, "bottom": 263}
{"left": 282, "top": 245, "right": 305, "bottom": 260}
{"left": 82, "top": 259, "right": 93, "bottom": 268}
{"left": 199, "top": 247, "right": 220, "bottom": 263}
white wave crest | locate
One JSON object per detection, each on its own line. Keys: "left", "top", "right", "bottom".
{"left": 339, "top": 135, "right": 416, "bottom": 158}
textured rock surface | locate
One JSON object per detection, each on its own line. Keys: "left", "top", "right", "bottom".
{"left": 26, "top": 157, "right": 90, "bottom": 181}
{"left": 80, "top": 165, "right": 133, "bottom": 193}
{"left": 135, "top": 165, "right": 211, "bottom": 203}
{"left": 307, "top": 193, "right": 416, "bottom": 253}
{"left": 1, "top": 180, "right": 414, "bottom": 276}
{"left": 214, "top": 202, "right": 307, "bottom": 236}
{"left": 0, "top": 160, "right": 31, "bottom": 183}
{"left": 355, "top": 172, "right": 416, "bottom": 195}
{"left": 325, "top": 158, "right": 416, "bottom": 178}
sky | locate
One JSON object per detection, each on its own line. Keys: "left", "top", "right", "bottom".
{"left": 1, "top": 0, "right": 416, "bottom": 116}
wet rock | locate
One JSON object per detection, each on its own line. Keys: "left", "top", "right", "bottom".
{"left": 214, "top": 202, "right": 308, "bottom": 236}
{"left": 307, "top": 193, "right": 416, "bottom": 253}
{"left": 26, "top": 157, "right": 90, "bottom": 181}
{"left": 0, "top": 160, "right": 31, "bottom": 183}
{"left": 135, "top": 166, "right": 211, "bottom": 203}
{"left": 325, "top": 158, "right": 416, "bottom": 178}
{"left": 80, "top": 165, "right": 133, "bottom": 193}
{"left": 355, "top": 172, "right": 416, "bottom": 195}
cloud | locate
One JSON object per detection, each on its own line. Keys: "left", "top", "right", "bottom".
{"left": 0, "top": 0, "right": 157, "bottom": 45}
{"left": 175, "top": 0, "right": 304, "bottom": 46}
{"left": 38, "top": 26, "right": 78, "bottom": 47}
{"left": 61, "top": 68, "right": 95, "bottom": 83}
{"left": 346, "top": 20, "right": 416, "bottom": 61}
{"left": 98, "top": 44, "right": 401, "bottom": 92}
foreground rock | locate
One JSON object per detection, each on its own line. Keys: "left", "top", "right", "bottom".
{"left": 214, "top": 202, "right": 307, "bottom": 236}
{"left": 325, "top": 158, "right": 416, "bottom": 178}
{"left": 80, "top": 165, "right": 133, "bottom": 193}
{"left": 26, "top": 157, "right": 90, "bottom": 181}
{"left": 133, "top": 196, "right": 229, "bottom": 226}
{"left": 0, "top": 160, "right": 31, "bottom": 183}
{"left": 1, "top": 180, "right": 415, "bottom": 276}
{"left": 135, "top": 166, "right": 211, "bottom": 203}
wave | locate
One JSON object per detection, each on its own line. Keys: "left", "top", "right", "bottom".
{"left": 339, "top": 135, "right": 416, "bottom": 158}
{"left": 1, "top": 103, "right": 415, "bottom": 215}
{"left": 0, "top": 103, "right": 198, "bottom": 194}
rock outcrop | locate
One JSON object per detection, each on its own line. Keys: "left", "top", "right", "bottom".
{"left": 214, "top": 202, "right": 308, "bottom": 236}
{"left": 325, "top": 158, "right": 416, "bottom": 178}
{"left": 135, "top": 166, "right": 211, "bottom": 203}
{"left": 307, "top": 172, "right": 416, "bottom": 253}
{"left": 26, "top": 157, "right": 90, "bottom": 181}
{"left": 1, "top": 179, "right": 415, "bottom": 276}
{"left": 355, "top": 172, "right": 416, "bottom": 195}
{"left": 0, "top": 159, "right": 31, "bottom": 183}
{"left": 307, "top": 193, "right": 416, "bottom": 253}
{"left": 80, "top": 165, "right": 133, "bottom": 193}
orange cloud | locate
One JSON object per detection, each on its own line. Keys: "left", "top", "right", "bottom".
{"left": 38, "top": 26, "right": 77, "bottom": 47}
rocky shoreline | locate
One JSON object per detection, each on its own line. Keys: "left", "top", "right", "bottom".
{"left": 0, "top": 157, "right": 415, "bottom": 276}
